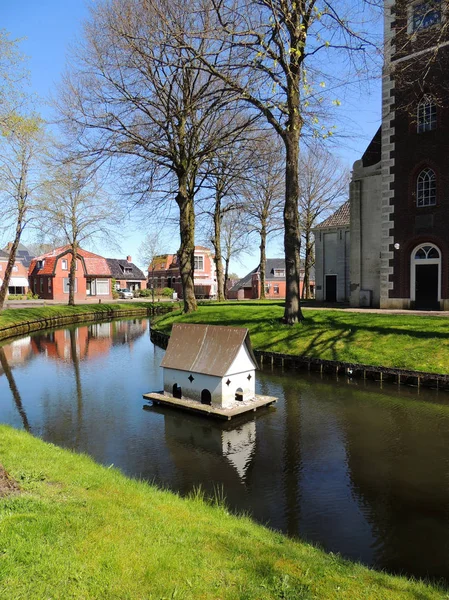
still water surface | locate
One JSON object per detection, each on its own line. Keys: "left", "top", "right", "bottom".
{"left": 1, "top": 318, "right": 449, "bottom": 581}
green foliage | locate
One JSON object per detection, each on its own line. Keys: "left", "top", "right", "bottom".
{"left": 111, "top": 279, "right": 119, "bottom": 299}
{"left": 0, "top": 425, "right": 443, "bottom": 599}
{"left": 137, "top": 288, "right": 153, "bottom": 297}
{"left": 161, "top": 287, "right": 175, "bottom": 297}
{"left": 153, "top": 303, "right": 449, "bottom": 374}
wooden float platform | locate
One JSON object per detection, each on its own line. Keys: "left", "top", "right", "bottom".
{"left": 142, "top": 392, "right": 278, "bottom": 420}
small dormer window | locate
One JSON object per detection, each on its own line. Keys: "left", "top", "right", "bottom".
{"left": 37, "top": 260, "right": 44, "bottom": 270}
{"left": 411, "top": 0, "right": 442, "bottom": 31}
{"left": 61, "top": 259, "right": 68, "bottom": 270}
{"left": 124, "top": 267, "right": 132, "bottom": 274}
{"left": 273, "top": 269, "right": 285, "bottom": 277}
{"left": 194, "top": 256, "right": 204, "bottom": 271}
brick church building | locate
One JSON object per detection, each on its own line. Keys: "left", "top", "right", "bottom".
{"left": 348, "top": 0, "right": 449, "bottom": 310}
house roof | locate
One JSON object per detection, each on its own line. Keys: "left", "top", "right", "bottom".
{"left": 0, "top": 249, "right": 9, "bottom": 260}
{"left": 314, "top": 201, "right": 350, "bottom": 230}
{"left": 106, "top": 258, "right": 146, "bottom": 281}
{"left": 362, "top": 126, "right": 381, "bottom": 168}
{"left": 150, "top": 254, "right": 177, "bottom": 271}
{"left": 160, "top": 323, "right": 258, "bottom": 377}
{"left": 230, "top": 258, "right": 309, "bottom": 292}
{"left": 29, "top": 246, "right": 111, "bottom": 277}
{"left": 2, "top": 243, "right": 34, "bottom": 267}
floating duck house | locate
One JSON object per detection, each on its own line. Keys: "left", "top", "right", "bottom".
{"left": 144, "top": 323, "right": 277, "bottom": 419}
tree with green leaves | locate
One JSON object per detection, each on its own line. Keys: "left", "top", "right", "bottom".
{"left": 185, "top": 0, "right": 381, "bottom": 322}
{"left": 0, "top": 113, "right": 46, "bottom": 311}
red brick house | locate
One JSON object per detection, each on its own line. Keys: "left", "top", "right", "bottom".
{"left": 149, "top": 246, "right": 217, "bottom": 298}
{"left": 28, "top": 246, "right": 113, "bottom": 302}
{"left": 0, "top": 246, "right": 31, "bottom": 295}
{"left": 228, "top": 259, "right": 314, "bottom": 300}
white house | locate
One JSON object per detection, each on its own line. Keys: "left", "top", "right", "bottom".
{"left": 160, "top": 323, "right": 258, "bottom": 408}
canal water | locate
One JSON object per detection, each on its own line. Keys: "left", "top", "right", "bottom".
{"left": 1, "top": 318, "right": 449, "bottom": 582}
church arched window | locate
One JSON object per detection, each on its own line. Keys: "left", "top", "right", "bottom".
{"left": 416, "top": 168, "right": 436, "bottom": 207}
{"left": 417, "top": 95, "right": 437, "bottom": 133}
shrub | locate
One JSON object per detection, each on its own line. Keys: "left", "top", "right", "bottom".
{"left": 162, "top": 287, "right": 175, "bottom": 297}
{"left": 138, "top": 288, "right": 153, "bottom": 298}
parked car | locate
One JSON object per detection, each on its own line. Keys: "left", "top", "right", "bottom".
{"left": 119, "top": 288, "right": 134, "bottom": 299}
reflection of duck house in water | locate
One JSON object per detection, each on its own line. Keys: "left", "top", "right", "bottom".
{"left": 143, "top": 323, "right": 277, "bottom": 419}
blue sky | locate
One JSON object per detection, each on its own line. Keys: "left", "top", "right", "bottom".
{"left": 3, "top": 0, "right": 382, "bottom": 276}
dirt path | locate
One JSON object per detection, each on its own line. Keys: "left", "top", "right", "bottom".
{"left": 0, "top": 465, "right": 20, "bottom": 497}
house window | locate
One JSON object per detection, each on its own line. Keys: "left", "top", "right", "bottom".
{"left": 48, "top": 278, "right": 52, "bottom": 292}
{"left": 194, "top": 256, "right": 204, "bottom": 271}
{"left": 273, "top": 269, "right": 285, "bottom": 277}
{"left": 61, "top": 259, "right": 68, "bottom": 270}
{"left": 37, "top": 260, "right": 43, "bottom": 270}
{"left": 40, "top": 279, "right": 43, "bottom": 293}
{"left": 273, "top": 284, "right": 280, "bottom": 294}
{"left": 417, "top": 95, "right": 437, "bottom": 133}
{"left": 13, "top": 265, "right": 18, "bottom": 272}
{"left": 411, "top": 0, "right": 442, "bottom": 31}
{"left": 63, "top": 278, "right": 78, "bottom": 293}
{"left": 416, "top": 168, "right": 436, "bottom": 206}
{"left": 123, "top": 267, "right": 132, "bottom": 274}
{"left": 96, "top": 279, "right": 109, "bottom": 295}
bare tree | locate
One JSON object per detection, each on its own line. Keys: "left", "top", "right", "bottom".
{"left": 0, "top": 30, "right": 28, "bottom": 125}
{"left": 242, "top": 135, "right": 284, "bottom": 299}
{"left": 298, "top": 146, "right": 349, "bottom": 299}
{"left": 39, "top": 162, "right": 122, "bottom": 306}
{"left": 57, "top": 0, "right": 255, "bottom": 314}
{"left": 221, "top": 208, "right": 251, "bottom": 295}
{"left": 184, "top": 0, "right": 381, "bottom": 322}
{"left": 138, "top": 231, "right": 167, "bottom": 303}
{"left": 200, "top": 134, "right": 255, "bottom": 301}
{"left": 0, "top": 113, "right": 46, "bottom": 311}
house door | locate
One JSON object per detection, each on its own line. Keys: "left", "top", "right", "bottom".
{"left": 411, "top": 244, "right": 441, "bottom": 311}
{"left": 416, "top": 264, "right": 439, "bottom": 310}
{"left": 325, "top": 275, "right": 337, "bottom": 302}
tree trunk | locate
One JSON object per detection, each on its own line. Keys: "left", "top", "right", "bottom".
{"left": 176, "top": 185, "right": 197, "bottom": 313}
{"left": 224, "top": 257, "right": 230, "bottom": 299}
{"left": 0, "top": 347, "right": 30, "bottom": 431}
{"left": 302, "top": 230, "right": 312, "bottom": 300}
{"left": 68, "top": 243, "right": 78, "bottom": 306}
{"left": 259, "top": 223, "right": 267, "bottom": 299}
{"left": 283, "top": 132, "right": 304, "bottom": 323}
{"left": 212, "top": 198, "right": 225, "bottom": 302}
{"left": 0, "top": 212, "right": 25, "bottom": 311}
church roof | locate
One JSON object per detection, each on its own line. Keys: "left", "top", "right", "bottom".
{"left": 160, "top": 323, "right": 258, "bottom": 377}
{"left": 315, "top": 201, "right": 350, "bottom": 229}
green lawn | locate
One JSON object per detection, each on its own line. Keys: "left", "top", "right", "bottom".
{"left": 153, "top": 302, "right": 449, "bottom": 374}
{"left": 0, "top": 425, "right": 445, "bottom": 600}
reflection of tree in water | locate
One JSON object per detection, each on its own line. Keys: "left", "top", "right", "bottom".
{"left": 110, "top": 319, "right": 148, "bottom": 346}
{"left": 70, "top": 328, "right": 83, "bottom": 448}
{"left": 280, "top": 380, "right": 302, "bottom": 535}
{"left": 340, "top": 385, "right": 449, "bottom": 582}
{"left": 0, "top": 346, "right": 30, "bottom": 431}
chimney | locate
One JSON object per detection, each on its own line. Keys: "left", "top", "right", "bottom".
{"left": 126, "top": 255, "right": 132, "bottom": 262}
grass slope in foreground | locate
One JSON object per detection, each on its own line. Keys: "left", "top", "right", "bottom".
{"left": 0, "top": 426, "right": 444, "bottom": 600}
{"left": 153, "top": 303, "right": 449, "bottom": 374}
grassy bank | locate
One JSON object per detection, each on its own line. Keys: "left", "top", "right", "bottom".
{"left": 153, "top": 303, "right": 449, "bottom": 374}
{"left": 0, "top": 426, "right": 444, "bottom": 599}
{"left": 0, "top": 303, "right": 176, "bottom": 343}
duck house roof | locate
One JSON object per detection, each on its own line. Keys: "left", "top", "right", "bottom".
{"left": 160, "top": 323, "right": 258, "bottom": 377}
